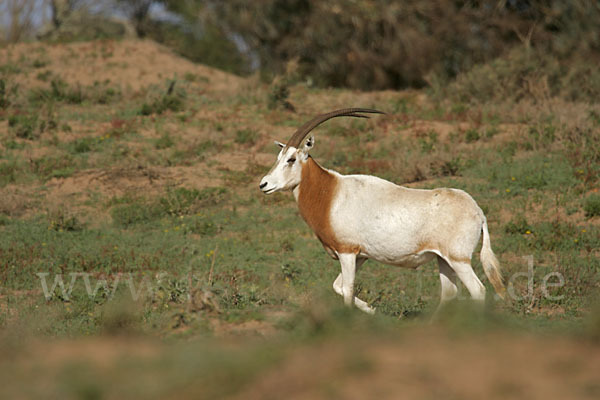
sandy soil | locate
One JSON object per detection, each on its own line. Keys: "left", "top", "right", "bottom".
{"left": 1, "top": 39, "right": 243, "bottom": 94}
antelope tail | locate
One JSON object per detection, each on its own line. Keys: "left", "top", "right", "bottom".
{"left": 480, "top": 217, "right": 506, "bottom": 300}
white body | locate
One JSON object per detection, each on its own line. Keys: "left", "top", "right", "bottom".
{"left": 317, "top": 172, "right": 482, "bottom": 267}
{"left": 260, "top": 137, "right": 505, "bottom": 315}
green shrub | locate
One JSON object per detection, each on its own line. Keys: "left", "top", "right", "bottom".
{"left": 504, "top": 215, "right": 532, "bottom": 235}
{"left": 281, "top": 263, "right": 301, "bottom": 282}
{"left": 36, "top": 70, "right": 52, "bottom": 82}
{"left": 8, "top": 114, "right": 39, "bottom": 140}
{"left": 187, "top": 217, "right": 220, "bottom": 236}
{"left": 32, "top": 58, "right": 49, "bottom": 68}
{"left": 6, "top": 103, "right": 58, "bottom": 138}
{"left": 419, "top": 131, "right": 438, "bottom": 154}
{"left": 28, "top": 79, "right": 120, "bottom": 106}
{"left": 195, "top": 140, "right": 219, "bottom": 156}
{"left": 139, "top": 81, "right": 185, "bottom": 115}
{"left": 563, "top": 126, "right": 600, "bottom": 186}
{"left": 3, "top": 140, "right": 25, "bottom": 150}
{"left": 50, "top": 78, "right": 83, "bottom": 104}
{"left": 0, "top": 63, "right": 19, "bottom": 75}
{"left": 29, "top": 78, "right": 83, "bottom": 104}
{"left": 89, "top": 80, "right": 121, "bottom": 104}
{"left": 38, "top": 100, "right": 60, "bottom": 134}
{"left": 196, "top": 187, "right": 228, "bottom": 207}
{"left": 267, "top": 77, "right": 295, "bottom": 111}
{"left": 0, "top": 78, "right": 17, "bottom": 109}
{"left": 0, "top": 162, "right": 19, "bottom": 186}
{"left": 187, "top": 72, "right": 209, "bottom": 83}
{"left": 31, "top": 155, "right": 76, "bottom": 180}
{"left": 67, "top": 138, "right": 95, "bottom": 154}
{"left": 160, "top": 188, "right": 202, "bottom": 216}
{"left": 159, "top": 187, "right": 228, "bottom": 216}
{"left": 439, "top": 157, "right": 462, "bottom": 177}
{"left": 0, "top": 79, "right": 7, "bottom": 108}
{"left": 155, "top": 133, "right": 174, "bottom": 149}
{"left": 529, "top": 124, "right": 556, "bottom": 148}
{"left": 139, "top": 103, "right": 154, "bottom": 116}
{"left": 48, "top": 210, "right": 84, "bottom": 232}
{"left": 111, "top": 202, "right": 160, "bottom": 227}
{"left": 465, "top": 129, "right": 480, "bottom": 143}
{"left": 584, "top": 195, "right": 600, "bottom": 218}
{"left": 235, "top": 129, "right": 258, "bottom": 145}
{"left": 485, "top": 127, "right": 499, "bottom": 138}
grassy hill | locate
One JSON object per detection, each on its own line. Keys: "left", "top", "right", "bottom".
{"left": 0, "top": 39, "right": 599, "bottom": 399}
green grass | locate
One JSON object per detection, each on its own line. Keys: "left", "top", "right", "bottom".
{"left": 3, "top": 182, "right": 596, "bottom": 336}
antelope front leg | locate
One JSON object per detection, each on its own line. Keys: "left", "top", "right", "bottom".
{"left": 333, "top": 258, "right": 375, "bottom": 314}
{"left": 338, "top": 253, "right": 357, "bottom": 307}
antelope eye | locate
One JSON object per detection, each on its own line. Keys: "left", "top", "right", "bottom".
{"left": 287, "top": 157, "right": 296, "bottom": 164}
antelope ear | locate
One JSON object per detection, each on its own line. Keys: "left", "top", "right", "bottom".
{"left": 303, "top": 135, "right": 315, "bottom": 150}
{"left": 274, "top": 140, "right": 285, "bottom": 148}
{"left": 299, "top": 136, "right": 314, "bottom": 159}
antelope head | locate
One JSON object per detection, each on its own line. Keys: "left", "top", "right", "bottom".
{"left": 259, "top": 108, "right": 385, "bottom": 194}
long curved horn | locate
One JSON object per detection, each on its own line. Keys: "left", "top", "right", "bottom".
{"left": 286, "top": 108, "right": 386, "bottom": 149}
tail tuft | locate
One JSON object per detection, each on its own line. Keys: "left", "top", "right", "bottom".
{"left": 480, "top": 217, "right": 506, "bottom": 300}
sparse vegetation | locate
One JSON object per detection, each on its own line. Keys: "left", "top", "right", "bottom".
{"left": 8, "top": 113, "right": 39, "bottom": 139}
{"left": 0, "top": 35, "right": 599, "bottom": 399}
{"left": 139, "top": 80, "right": 186, "bottom": 115}
{"left": 234, "top": 128, "right": 258, "bottom": 145}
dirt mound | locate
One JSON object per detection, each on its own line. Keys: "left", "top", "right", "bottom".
{"left": 1, "top": 39, "right": 243, "bottom": 93}
{"left": 232, "top": 329, "right": 600, "bottom": 400}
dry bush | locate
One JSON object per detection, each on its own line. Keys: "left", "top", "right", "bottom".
{"left": 439, "top": 47, "right": 600, "bottom": 104}
{"left": 188, "top": 0, "right": 600, "bottom": 89}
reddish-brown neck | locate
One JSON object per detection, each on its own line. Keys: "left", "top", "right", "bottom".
{"left": 296, "top": 157, "right": 358, "bottom": 255}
